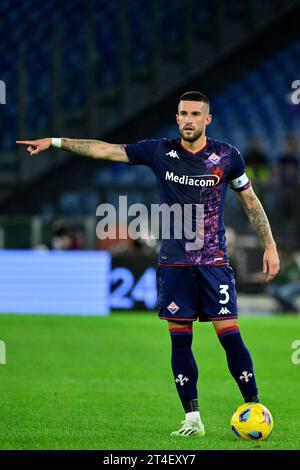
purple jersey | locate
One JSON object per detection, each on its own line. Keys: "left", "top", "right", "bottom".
{"left": 125, "top": 137, "right": 250, "bottom": 266}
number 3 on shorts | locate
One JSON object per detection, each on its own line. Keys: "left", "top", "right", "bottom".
{"left": 219, "top": 284, "right": 229, "bottom": 304}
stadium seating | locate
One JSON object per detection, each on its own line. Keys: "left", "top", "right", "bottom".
{"left": 1, "top": 0, "right": 299, "bottom": 217}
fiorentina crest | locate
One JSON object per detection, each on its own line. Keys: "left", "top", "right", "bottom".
{"left": 167, "top": 301, "right": 180, "bottom": 314}
{"left": 208, "top": 152, "right": 221, "bottom": 164}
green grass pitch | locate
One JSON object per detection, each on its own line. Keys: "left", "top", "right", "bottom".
{"left": 0, "top": 312, "right": 299, "bottom": 450}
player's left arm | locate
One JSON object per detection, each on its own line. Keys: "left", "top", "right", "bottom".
{"left": 236, "top": 186, "right": 280, "bottom": 282}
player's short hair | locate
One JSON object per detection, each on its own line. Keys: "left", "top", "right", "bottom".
{"left": 179, "top": 91, "right": 210, "bottom": 110}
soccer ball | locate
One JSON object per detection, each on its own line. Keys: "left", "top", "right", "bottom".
{"left": 230, "top": 403, "right": 274, "bottom": 440}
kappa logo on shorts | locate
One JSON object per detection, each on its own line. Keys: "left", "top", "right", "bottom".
{"left": 218, "top": 307, "right": 231, "bottom": 315}
{"left": 167, "top": 301, "right": 180, "bottom": 315}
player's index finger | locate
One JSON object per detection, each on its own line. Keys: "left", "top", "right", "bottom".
{"left": 16, "top": 141, "right": 34, "bottom": 144}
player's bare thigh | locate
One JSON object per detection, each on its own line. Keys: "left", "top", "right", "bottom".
{"left": 168, "top": 320, "right": 238, "bottom": 332}
{"left": 212, "top": 318, "right": 239, "bottom": 333}
{"left": 168, "top": 321, "right": 193, "bottom": 330}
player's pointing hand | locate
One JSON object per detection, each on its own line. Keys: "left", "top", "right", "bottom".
{"left": 16, "top": 138, "right": 52, "bottom": 156}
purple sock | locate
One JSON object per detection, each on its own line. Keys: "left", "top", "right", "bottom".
{"left": 169, "top": 326, "right": 199, "bottom": 412}
{"left": 217, "top": 326, "right": 259, "bottom": 402}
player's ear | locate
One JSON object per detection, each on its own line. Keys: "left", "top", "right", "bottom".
{"left": 176, "top": 113, "right": 180, "bottom": 125}
{"left": 206, "top": 114, "right": 212, "bottom": 126}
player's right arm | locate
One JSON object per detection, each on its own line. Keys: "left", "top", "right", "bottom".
{"left": 16, "top": 138, "right": 129, "bottom": 163}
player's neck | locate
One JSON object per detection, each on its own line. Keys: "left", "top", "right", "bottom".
{"left": 180, "top": 135, "right": 207, "bottom": 154}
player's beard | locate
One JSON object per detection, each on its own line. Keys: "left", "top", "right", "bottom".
{"left": 179, "top": 127, "right": 204, "bottom": 143}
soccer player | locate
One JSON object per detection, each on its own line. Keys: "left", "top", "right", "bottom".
{"left": 17, "top": 91, "right": 280, "bottom": 437}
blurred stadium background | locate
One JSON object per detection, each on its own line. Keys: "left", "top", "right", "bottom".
{"left": 1, "top": 0, "right": 300, "bottom": 316}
